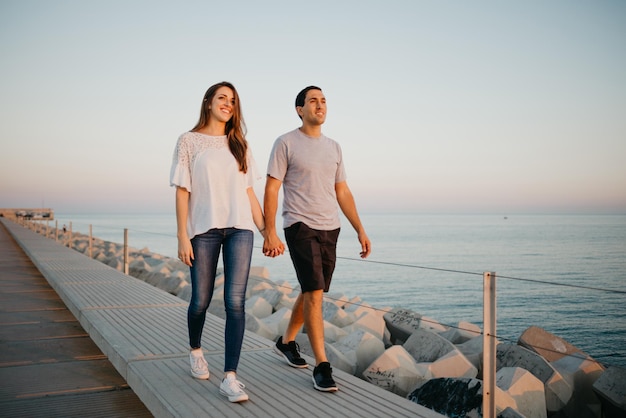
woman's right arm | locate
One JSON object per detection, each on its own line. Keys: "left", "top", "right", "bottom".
{"left": 175, "top": 186, "right": 194, "bottom": 266}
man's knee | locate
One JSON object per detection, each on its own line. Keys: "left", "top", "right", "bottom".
{"left": 303, "top": 289, "right": 323, "bottom": 309}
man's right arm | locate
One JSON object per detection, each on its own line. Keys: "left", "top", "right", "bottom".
{"left": 263, "top": 175, "right": 285, "bottom": 257}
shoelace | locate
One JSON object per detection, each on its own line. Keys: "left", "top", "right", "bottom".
{"left": 192, "top": 355, "right": 207, "bottom": 372}
{"left": 224, "top": 377, "right": 246, "bottom": 393}
{"left": 289, "top": 342, "right": 302, "bottom": 358}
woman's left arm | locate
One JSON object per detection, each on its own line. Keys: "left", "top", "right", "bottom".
{"left": 247, "top": 187, "right": 265, "bottom": 237}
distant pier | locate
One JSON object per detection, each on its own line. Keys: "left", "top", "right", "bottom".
{"left": 0, "top": 208, "right": 54, "bottom": 221}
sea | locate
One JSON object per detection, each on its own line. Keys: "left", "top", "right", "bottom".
{"left": 50, "top": 212, "right": 626, "bottom": 368}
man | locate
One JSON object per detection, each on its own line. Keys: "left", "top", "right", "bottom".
{"left": 263, "top": 86, "right": 371, "bottom": 392}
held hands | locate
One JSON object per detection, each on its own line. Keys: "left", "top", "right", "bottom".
{"left": 263, "top": 232, "right": 285, "bottom": 258}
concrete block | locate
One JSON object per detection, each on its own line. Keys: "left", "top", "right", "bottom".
{"left": 496, "top": 342, "right": 573, "bottom": 414}
{"left": 403, "top": 328, "right": 456, "bottom": 363}
{"left": 497, "top": 367, "right": 547, "bottom": 418}
{"left": 363, "top": 345, "right": 430, "bottom": 397}
{"left": 592, "top": 366, "right": 626, "bottom": 415}
{"left": 322, "top": 300, "right": 356, "bottom": 328}
{"left": 351, "top": 309, "right": 386, "bottom": 340}
{"left": 245, "top": 294, "right": 273, "bottom": 319}
{"left": 260, "top": 307, "right": 293, "bottom": 338}
{"left": 325, "top": 343, "right": 356, "bottom": 375}
{"left": 333, "top": 329, "right": 385, "bottom": 377}
{"left": 518, "top": 325, "right": 585, "bottom": 363}
{"left": 456, "top": 335, "right": 484, "bottom": 372}
{"left": 407, "top": 377, "right": 517, "bottom": 416}
{"left": 428, "top": 349, "right": 478, "bottom": 379}
{"left": 245, "top": 313, "right": 276, "bottom": 340}
{"left": 383, "top": 308, "right": 421, "bottom": 344}
{"left": 323, "top": 320, "right": 348, "bottom": 344}
{"left": 439, "top": 321, "right": 481, "bottom": 344}
{"left": 552, "top": 353, "right": 605, "bottom": 418}
{"left": 420, "top": 316, "right": 448, "bottom": 333}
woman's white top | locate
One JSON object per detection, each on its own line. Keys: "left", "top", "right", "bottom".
{"left": 170, "top": 132, "right": 261, "bottom": 239}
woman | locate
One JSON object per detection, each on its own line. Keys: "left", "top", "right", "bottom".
{"left": 170, "top": 81, "right": 266, "bottom": 403}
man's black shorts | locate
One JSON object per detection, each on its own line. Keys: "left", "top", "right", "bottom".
{"left": 284, "top": 222, "right": 340, "bottom": 292}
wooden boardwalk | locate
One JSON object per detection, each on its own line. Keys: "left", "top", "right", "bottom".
{"left": 1, "top": 218, "right": 443, "bottom": 418}
{"left": 0, "top": 220, "right": 152, "bottom": 417}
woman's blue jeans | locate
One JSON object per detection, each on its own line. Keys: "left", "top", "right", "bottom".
{"left": 188, "top": 228, "right": 253, "bottom": 373}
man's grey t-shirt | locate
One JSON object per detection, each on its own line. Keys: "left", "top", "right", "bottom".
{"left": 267, "top": 128, "right": 346, "bottom": 230}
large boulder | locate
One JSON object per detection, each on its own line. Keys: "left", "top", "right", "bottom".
{"left": 518, "top": 326, "right": 585, "bottom": 362}
{"left": 347, "top": 309, "right": 386, "bottom": 340}
{"left": 428, "top": 349, "right": 478, "bottom": 379}
{"left": 342, "top": 295, "right": 363, "bottom": 312}
{"left": 177, "top": 282, "right": 191, "bottom": 301}
{"left": 249, "top": 266, "right": 269, "bottom": 278}
{"left": 332, "top": 329, "right": 385, "bottom": 377}
{"left": 407, "top": 377, "right": 516, "bottom": 416}
{"left": 245, "top": 313, "right": 276, "bottom": 340}
{"left": 497, "top": 367, "right": 547, "bottom": 418}
{"left": 255, "top": 288, "right": 284, "bottom": 309}
{"left": 403, "top": 328, "right": 456, "bottom": 363}
{"left": 419, "top": 316, "right": 448, "bottom": 333}
{"left": 246, "top": 278, "right": 274, "bottom": 299}
{"left": 129, "top": 256, "right": 150, "bottom": 277}
{"left": 592, "top": 366, "right": 626, "bottom": 417}
{"left": 322, "top": 320, "right": 348, "bottom": 344}
{"left": 273, "top": 280, "right": 293, "bottom": 296}
{"left": 496, "top": 343, "right": 572, "bottom": 414}
{"left": 383, "top": 308, "right": 422, "bottom": 344}
{"left": 456, "top": 335, "right": 484, "bottom": 373}
{"left": 552, "top": 354, "right": 604, "bottom": 418}
{"left": 325, "top": 292, "right": 349, "bottom": 308}
{"left": 439, "top": 321, "right": 481, "bottom": 344}
{"left": 156, "top": 271, "right": 186, "bottom": 295}
{"left": 362, "top": 345, "right": 431, "bottom": 397}
{"left": 325, "top": 343, "right": 356, "bottom": 375}
{"left": 260, "top": 307, "right": 292, "bottom": 338}
{"left": 245, "top": 294, "right": 273, "bottom": 319}
{"left": 322, "top": 299, "right": 356, "bottom": 328}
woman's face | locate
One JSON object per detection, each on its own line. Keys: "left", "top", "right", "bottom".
{"left": 209, "top": 86, "right": 235, "bottom": 124}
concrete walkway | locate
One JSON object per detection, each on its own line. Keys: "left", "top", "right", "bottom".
{"left": 1, "top": 218, "right": 443, "bottom": 418}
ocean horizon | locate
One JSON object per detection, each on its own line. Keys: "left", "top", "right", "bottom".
{"left": 44, "top": 211, "right": 626, "bottom": 368}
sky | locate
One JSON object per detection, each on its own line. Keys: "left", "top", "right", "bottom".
{"left": 1, "top": 0, "right": 625, "bottom": 215}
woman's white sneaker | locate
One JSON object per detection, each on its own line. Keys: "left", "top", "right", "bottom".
{"left": 220, "top": 374, "right": 249, "bottom": 403}
{"left": 189, "top": 350, "right": 209, "bottom": 380}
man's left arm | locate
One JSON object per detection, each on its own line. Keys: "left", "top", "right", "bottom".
{"left": 335, "top": 181, "right": 371, "bottom": 258}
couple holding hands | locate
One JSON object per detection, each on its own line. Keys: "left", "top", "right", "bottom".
{"left": 170, "top": 82, "right": 371, "bottom": 402}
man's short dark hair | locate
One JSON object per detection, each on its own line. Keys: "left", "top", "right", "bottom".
{"left": 295, "top": 86, "right": 322, "bottom": 108}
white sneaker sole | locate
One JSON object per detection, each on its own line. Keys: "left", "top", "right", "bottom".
{"left": 312, "top": 376, "right": 338, "bottom": 392}
{"left": 220, "top": 389, "right": 249, "bottom": 402}
{"left": 191, "top": 371, "right": 209, "bottom": 380}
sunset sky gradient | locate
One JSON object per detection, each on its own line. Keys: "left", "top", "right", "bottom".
{"left": 1, "top": 0, "right": 625, "bottom": 214}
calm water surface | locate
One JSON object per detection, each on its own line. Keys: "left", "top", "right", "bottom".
{"left": 53, "top": 212, "right": 626, "bottom": 367}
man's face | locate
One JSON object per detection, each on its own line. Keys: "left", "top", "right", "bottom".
{"left": 297, "top": 89, "right": 326, "bottom": 125}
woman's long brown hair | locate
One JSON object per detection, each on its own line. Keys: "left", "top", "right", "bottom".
{"left": 191, "top": 81, "right": 248, "bottom": 173}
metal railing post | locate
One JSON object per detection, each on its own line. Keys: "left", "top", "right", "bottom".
{"left": 89, "top": 224, "right": 93, "bottom": 258}
{"left": 123, "top": 228, "right": 129, "bottom": 275}
{"left": 483, "top": 271, "right": 496, "bottom": 418}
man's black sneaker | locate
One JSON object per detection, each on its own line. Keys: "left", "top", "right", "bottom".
{"left": 273, "top": 336, "right": 307, "bottom": 368}
{"left": 312, "top": 362, "right": 338, "bottom": 392}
